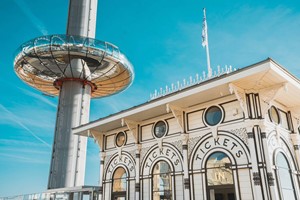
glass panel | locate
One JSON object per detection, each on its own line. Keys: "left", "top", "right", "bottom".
{"left": 269, "top": 106, "right": 280, "bottom": 124}
{"left": 206, "top": 152, "right": 233, "bottom": 186}
{"left": 277, "top": 153, "right": 296, "bottom": 200}
{"left": 205, "top": 106, "right": 222, "bottom": 126}
{"left": 279, "top": 110, "right": 289, "bottom": 130}
{"left": 116, "top": 132, "right": 126, "bottom": 147}
{"left": 113, "top": 168, "right": 127, "bottom": 192}
{"left": 154, "top": 121, "right": 167, "bottom": 138}
{"left": 152, "top": 161, "right": 172, "bottom": 200}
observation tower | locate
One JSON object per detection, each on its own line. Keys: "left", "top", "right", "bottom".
{"left": 14, "top": 0, "right": 134, "bottom": 189}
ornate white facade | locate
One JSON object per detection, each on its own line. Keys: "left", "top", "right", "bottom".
{"left": 74, "top": 58, "right": 300, "bottom": 200}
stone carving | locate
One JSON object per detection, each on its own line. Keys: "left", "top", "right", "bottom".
{"left": 231, "top": 127, "right": 248, "bottom": 145}
{"left": 188, "top": 136, "right": 202, "bottom": 157}
{"left": 128, "top": 149, "right": 136, "bottom": 161}
{"left": 170, "top": 140, "right": 183, "bottom": 154}
{"left": 140, "top": 146, "right": 152, "bottom": 161}
{"left": 104, "top": 153, "right": 113, "bottom": 172}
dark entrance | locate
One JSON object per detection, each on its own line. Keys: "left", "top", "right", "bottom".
{"left": 112, "top": 192, "right": 126, "bottom": 200}
{"left": 207, "top": 185, "right": 235, "bottom": 200}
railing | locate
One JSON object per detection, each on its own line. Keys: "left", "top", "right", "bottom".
{"left": 149, "top": 65, "right": 236, "bottom": 100}
{"left": 0, "top": 186, "right": 100, "bottom": 200}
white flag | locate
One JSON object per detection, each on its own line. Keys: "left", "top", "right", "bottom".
{"left": 202, "top": 9, "right": 207, "bottom": 47}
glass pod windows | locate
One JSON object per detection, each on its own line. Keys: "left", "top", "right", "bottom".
{"left": 204, "top": 106, "right": 223, "bottom": 126}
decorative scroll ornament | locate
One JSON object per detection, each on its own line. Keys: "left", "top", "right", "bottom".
{"left": 229, "top": 83, "right": 247, "bottom": 117}
{"left": 89, "top": 129, "right": 104, "bottom": 151}
{"left": 166, "top": 104, "right": 184, "bottom": 132}
{"left": 259, "top": 83, "right": 287, "bottom": 115}
{"left": 121, "top": 118, "right": 138, "bottom": 143}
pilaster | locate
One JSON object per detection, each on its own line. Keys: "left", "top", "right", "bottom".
{"left": 245, "top": 120, "right": 263, "bottom": 200}
{"left": 99, "top": 152, "right": 106, "bottom": 200}
{"left": 181, "top": 134, "right": 190, "bottom": 199}
{"left": 135, "top": 144, "right": 141, "bottom": 200}
{"left": 259, "top": 123, "right": 280, "bottom": 200}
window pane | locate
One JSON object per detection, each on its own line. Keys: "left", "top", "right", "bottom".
{"left": 206, "top": 152, "right": 233, "bottom": 186}
{"left": 113, "top": 168, "right": 127, "bottom": 192}
{"left": 152, "top": 161, "right": 172, "bottom": 200}
{"left": 277, "top": 153, "right": 296, "bottom": 200}
{"left": 205, "top": 106, "right": 222, "bottom": 126}
{"left": 154, "top": 121, "right": 167, "bottom": 138}
{"left": 270, "top": 106, "right": 280, "bottom": 124}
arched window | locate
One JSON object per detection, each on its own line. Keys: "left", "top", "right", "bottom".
{"left": 206, "top": 152, "right": 235, "bottom": 200}
{"left": 152, "top": 161, "right": 172, "bottom": 200}
{"left": 112, "top": 167, "right": 127, "bottom": 199}
{"left": 276, "top": 153, "right": 296, "bottom": 200}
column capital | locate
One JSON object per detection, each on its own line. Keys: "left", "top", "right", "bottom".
{"left": 291, "top": 134, "right": 300, "bottom": 146}
{"left": 181, "top": 133, "right": 189, "bottom": 145}
{"left": 267, "top": 172, "right": 275, "bottom": 186}
{"left": 184, "top": 178, "right": 190, "bottom": 189}
{"left": 100, "top": 152, "right": 106, "bottom": 160}
{"left": 253, "top": 172, "right": 261, "bottom": 186}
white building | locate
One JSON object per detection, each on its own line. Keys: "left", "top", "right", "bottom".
{"left": 73, "top": 58, "right": 300, "bottom": 200}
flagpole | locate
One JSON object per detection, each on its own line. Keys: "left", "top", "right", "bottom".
{"left": 202, "top": 8, "right": 212, "bottom": 78}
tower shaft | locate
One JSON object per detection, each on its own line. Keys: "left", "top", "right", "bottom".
{"left": 48, "top": 0, "right": 98, "bottom": 189}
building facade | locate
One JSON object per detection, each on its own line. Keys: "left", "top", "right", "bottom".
{"left": 74, "top": 58, "right": 300, "bottom": 200}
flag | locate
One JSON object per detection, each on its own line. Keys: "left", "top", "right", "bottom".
{"left": 202, "top": 8, "right": 207, "bottom": 47}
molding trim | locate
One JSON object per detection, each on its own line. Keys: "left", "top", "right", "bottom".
{"left": 253, "top": 172, "right": 261, "bottom": 185}
{"left": 184, "top": 178, "right": 190, "bottom": 189}
{"left": 267, "top": 172, "right": 275, "bottom": 186}
{"left": 247, "top": 132, "right": 254, "bottom": 139}
{"left": 135, "top": 183, "right": 140, "bottom": 192}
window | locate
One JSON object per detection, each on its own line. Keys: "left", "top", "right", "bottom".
{"left": 204, "top": 106, "right": 223, "bottom": 126}
{"left": 206, "top": 152, "right": 235, "bottom": 200}
{"left": 153, "top": 121, "right": 167, "bottom": 138}
{"left": 276, "top": 153, "right": 296, "bottom": 200}
{"left": 112, "top": 167, "right": 127, "bottom": 199}
{"left": 115, "top": 132, "right": 126, "bottom": 147}
{"left": 152, "top": 161, "right": 172, "bottom": 200}
{"left": 269, "top": 106, "right": 280, "bottom": 124}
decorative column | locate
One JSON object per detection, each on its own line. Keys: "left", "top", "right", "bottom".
{"left": 259, "top": 124, "right": 279, "bottom": 200}
{"left": 99, "top": 152, "right": 106, "bottom": 200}
{"left": 182, "top": 134, "right": 190, "bottom": 199}
{"left": 245, "top": 120, "right": 263, "bottom": 200}
{"left": 135, "top": 145, "right": 141, "bottom": 200}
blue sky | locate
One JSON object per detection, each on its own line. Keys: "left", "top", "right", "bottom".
{"left": 1, "top": 0, "right": 300, "bottom": 197}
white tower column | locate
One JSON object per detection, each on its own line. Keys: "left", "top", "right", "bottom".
{"left": 48, "top": 0, "right": 98, "bottom": 189}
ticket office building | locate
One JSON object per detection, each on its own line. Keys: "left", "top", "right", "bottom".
{"left": 73, "top": 58, "right": 300, "bottom": 200}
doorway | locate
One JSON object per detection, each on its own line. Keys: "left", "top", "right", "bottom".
{"left": 112, "top": 192, "right": 126, "bottom": 200}
{"left": 208, "top": 185, "right": 235, "bottom": 200}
